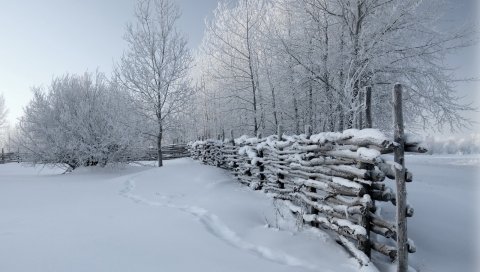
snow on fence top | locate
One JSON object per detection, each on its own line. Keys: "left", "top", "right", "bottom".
{"left": 189, "top": 128, "right": 426, "bottom": 268}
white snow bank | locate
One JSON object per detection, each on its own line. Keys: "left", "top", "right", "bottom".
{"left": 0, "top": 160, "right": 365, "bottom": 272}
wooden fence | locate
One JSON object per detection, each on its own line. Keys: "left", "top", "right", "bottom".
{"left": 129, "top": 144, "right": 190, "bottom": 161}
{"left": 188, "top": 84, "right": 426, "bottom": 270}
{"left": 0, "top": 144, "right": 190, "bottom": 164}
{"left": 0, "top": 148, "right": 21, "bottom": 164}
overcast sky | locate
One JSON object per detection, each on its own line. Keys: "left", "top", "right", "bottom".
{"left": 0, "top": 0, "right": 219, "bottom": 125}
{"left": 0, "top": 0, "right": 478, "bottom": 135}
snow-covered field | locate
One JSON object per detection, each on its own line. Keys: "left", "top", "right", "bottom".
{"left": 0, "top": 155, "right": 478, "bottom": 272}
{"left": 403, "top": 155, "right": 479, "bottom": 272}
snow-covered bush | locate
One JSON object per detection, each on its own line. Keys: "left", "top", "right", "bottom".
{"left": 18, "top": 72, "right": 144, "bottom": 169}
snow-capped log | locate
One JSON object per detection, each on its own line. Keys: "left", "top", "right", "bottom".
{"left": 189, "top": 127, "right": 424, "bottom": 263}
{"left": 377, "top": 161, "right": 413, "bottom": 182}
{"left": 303, "top": 214, "right": 368, "bottom": 243}
{"left": 336, "top": 235, "right": 372, "bottom": 268}
{"left": 371, "top": 241, "right": 397, "bottom": 260}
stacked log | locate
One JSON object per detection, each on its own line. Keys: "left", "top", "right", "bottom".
{"left": 189, "top": 128, "right": 424, "bottom": 264}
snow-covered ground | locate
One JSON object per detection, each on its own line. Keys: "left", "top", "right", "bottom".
{"left": 404, "top": 154, "right": 479, "bottom": 272}
{"left": 0, "top": 155, "right": 478, "bottom": 272}
{"left": 0, "top": 159, "right": 365, "bottom": 272}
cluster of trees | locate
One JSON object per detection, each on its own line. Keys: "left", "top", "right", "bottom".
{"left": 17, "top": 0, "right": 192, "bottom": 168}
{"left": 11, "top": 0, "right": 475, "bottom": 168}
{"left": 424, "top": 134, "right": 480, "bottom": 155}
{"left": 17, "top": 73, "right": 146, "bottom": 168}
{"left": 190, "top": 0, "right": 474, "bottom": 138}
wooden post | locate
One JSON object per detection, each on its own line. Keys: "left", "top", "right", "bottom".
{"left": 257, "top": 148, "right": 265, "bottom": 190}
{"left": 277, "top": 124, "right": 285, "bottom": 189}
{"left": 393, "top": 83, "right": 408, "bottom": 272}
{"left": 230, "top": 129, "right": 235, "bottom": 146}
{"left": 358, "top": 88, "right": 364, "bottom": 129}
{"left": 357, "top": 162, "right": 372, "bottom": 257}
{"left": 305, "top": 125, "right": 312, "bottom": 138}
{"left": 1, "top": 148, "right": 4, "bottom": 164}
{"left": 277, "top": 124, "right": 283, "bottom": 140}
{"left": 365, "top": 86, "right": 372, "bottom": 128}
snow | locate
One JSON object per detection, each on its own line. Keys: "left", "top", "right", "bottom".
{"left": 332, "top": 176, "right": 364, "bottom": 189}
{"left": 357, "top": 147, "right": 381, "bottom": 161}
{"left": 343, "top": 129, "right": 388, "bottom": 143}
{"left": 0, "top": 159, "right": 363, "bottom": 272}
{"left": 374, "top": 154, "right": 480, "bottom": 272}
{"left": 1, "top": 155, "right": 477, "bottom": 272}
{"left": 309, "top": 131, "right": 345, "bottom": 144}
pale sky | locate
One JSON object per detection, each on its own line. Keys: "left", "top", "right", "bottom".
{"left": 0, "top": 0, "right": 478, "bottom": 135}
{"left": 0, "top": 0, "right": 219, "bottom": 125}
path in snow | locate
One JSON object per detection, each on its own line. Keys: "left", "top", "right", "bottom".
{"left": 119, "top": 177, "right": 319, "bottom": 271}
{"left": 0, "top": 159, "right": 361, "bottom": 272}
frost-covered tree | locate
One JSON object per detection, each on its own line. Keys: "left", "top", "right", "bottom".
{"left": 193, "top": 0, "right": 474, "bottom": 138}
{"left": 115, "top": 0, "right": 192, "bottom": 167}
{"left": 272, "top": 0, "right": 475, "bottom": 131}
{"left": 18, "top": 72, "right": 143, "bottom": 169}
{"left": 0, "top": 93, "right": 8, "bottom": 148}
{"left": 202, "top": 0, "right": 268, "bottom": 136}
{"left": 0, "top": 93, "right": 7, "bottom": 129}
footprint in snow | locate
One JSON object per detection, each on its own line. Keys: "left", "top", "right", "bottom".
{"left": 120, "top": 178, "right": 322, "bottom": 272}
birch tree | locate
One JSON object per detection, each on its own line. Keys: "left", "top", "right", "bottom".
{"left": 116, "top": 0, "right": 192, "bottom": 167}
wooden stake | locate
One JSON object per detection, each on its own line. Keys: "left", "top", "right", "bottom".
{"left": 365, "top": 86, "right": 372, "bottom": 128}
{"left": 305, "top": 125, "right": 312, "bottom": 139}
{"left": 230, "top": 129, "right": 235, "bottom": 146}
{"left": 393, "top": 83, "right": 408, "bottom": 272}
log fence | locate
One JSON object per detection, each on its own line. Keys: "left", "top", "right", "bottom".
{"left": 189, "top": 84, "right": 425, "bottom": 271}
{"left": 0, "top": 144, "right": 190, "bottom": 164}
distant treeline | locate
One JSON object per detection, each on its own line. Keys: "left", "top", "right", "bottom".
{"left": 423, "top": 134, "right": 480, "bottom": 155}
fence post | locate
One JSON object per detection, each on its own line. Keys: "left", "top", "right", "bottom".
{"left": 277, "top": 125, "right": 284, "bottom": 189}
{"left": 357, "top": 161, "right": 372, "bottom": 257}
{"left": 304, "top": 125, "right": 318, "bottom": 227}
{"left": 358, "top": 88, "right": 364, "bottom": 129}
{"left": 305, "top": 124, "right": 312, "bottom": 138}
{"left": 230, "top": 129, "right": 235, "bottom": 146}
{"left": 277, "top": 124, "right": 283, "bottom": 140}
{"left": 393, "top": 83, "right": 408, "bottom": 272}
{"left": 365, "top": 86, "right": 372, "bottom": 128}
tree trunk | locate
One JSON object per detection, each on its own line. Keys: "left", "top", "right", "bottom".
{"left": 157, "top": 122, "right": 163, "bottom": 167}
{"left": 365, "top": 86, "right": 372, "bottom": 128}
{"left": 293, "top": 96, "right": 300, "bottom": 134}
{"left": 308, "top": 79, "right": 313, "bottom": 129}
{"left": 271, "top": 86, "right": 278, "bottom": 128}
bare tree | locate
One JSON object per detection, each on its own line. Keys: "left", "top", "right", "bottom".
{"left": 116, "top": 0, "right": 192, "bottom": 167}
{"left": 0, "top": 93, "right": 8, "bottom": 148}
{"left": 202, "top": 0, "right": 267, "bottom": 136}
{"left": 0, "top": 93, "right": 7, "bottom": 129}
